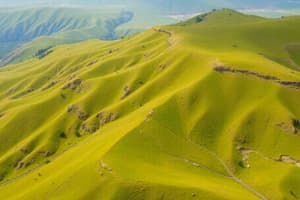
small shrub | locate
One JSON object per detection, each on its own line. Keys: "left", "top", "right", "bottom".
{"left": 238, "top": 161, "right": 246, "bottom": 168}
{"left": 59, "top": 132, "right": 67, "bottom": 139}
{"left": 35, "top": 46, "right": 53, "bottom": 59}
{"left": 61, "top": 94, "right": 66, "bottom": 99}
{"left": 196, "top": 16, "right": 203, "bottom": 23}
{"left": 0, "top": 172, "right": 7, "bottom": 181}
{"left": 293, "top": 119, "right": 300, "bottom": 128}
{"left": 45, "top": 160, "right": 51, "bottom": 164}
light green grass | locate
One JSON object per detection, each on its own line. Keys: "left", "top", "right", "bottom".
{"left": 0, "top": 9, "right": 300, "bottom": 199}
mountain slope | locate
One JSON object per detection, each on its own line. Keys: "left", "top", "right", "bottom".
{"left": 1, "top": 0, "right": 300, "bottom": 66}
{"left": 0, "top": 7, "right": 134, "bottom": 65}
{"left": 0, "top": 9, "right": 300, "bottom": 199}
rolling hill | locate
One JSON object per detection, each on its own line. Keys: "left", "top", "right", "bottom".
{"left": 0, "top": 7, "right": 134, "bottom": 66}
{"left": 0, "top": 9, "right": 300, "bottom": 199}
{"left": 0, "top": 7, "right": 177, "bottom": 67}
{"left": 1, "top": 0, "right": 300, "bottom": 67}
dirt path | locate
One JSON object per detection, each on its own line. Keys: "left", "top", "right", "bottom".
{"left": 214, "top": 66, "right": 300, "bottom": 90}
{"left": 1, "top": 109, "right": 270, "bottom": 200}
{"left": 211, "top": 152, "right": 269, "bottom": 200}
{"left": 239, "top": 147, "right": 300, "bottom": 168}
{"left": 152, "top": 28, "right": 174, "bottom": 47}
{"left": 149, "top": 117, "right": 268, "bottom": 200}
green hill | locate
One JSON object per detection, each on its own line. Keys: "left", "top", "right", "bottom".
{"left": 0, "top": 7, "right": 134, "bottom": 66}
{"left": 0, "top": 7, "right": 176, "bottom": 66}
{"left": 1, "top": 1, "right": 299, "bottom": 66}
{"left": 0, "top": 9, "right": 300, "bottom": 199}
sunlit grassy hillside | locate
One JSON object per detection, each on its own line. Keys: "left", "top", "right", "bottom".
{"left": 0, "top": 9, "right": 300, "bottom": 200}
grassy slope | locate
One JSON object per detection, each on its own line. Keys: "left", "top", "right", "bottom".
{"left": 0, "top": 7, "right": 133, "bottom": 65}
{"left": 0, "top": 9, "right": 300, "bottom": 199}
{"left": 0, "top": 6, "right": 177, "bottom": 67}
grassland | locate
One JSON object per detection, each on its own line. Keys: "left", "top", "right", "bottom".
{"left": 0, "top": 9, "right": 300, "bottom": 199}
{"left": 0, "top": 6, "right": 178, "bottom": 67}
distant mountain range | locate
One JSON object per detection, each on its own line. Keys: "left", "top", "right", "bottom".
{"left": 0, "top": 7, "right": 135, "bottom": 66}
{"left": 0, "top": 0, "right": 299, "bottom": 67}
{"left": 0, "top": 0, "right": 299, "bottom": 11}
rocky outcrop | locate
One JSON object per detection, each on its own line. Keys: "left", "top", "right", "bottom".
{"left": 62, "top": 79, "right": 82, "bottom": 91}
{"left": 144, "top": 110, "right": 154, "bottom": 121}
{"left": 238, "top": 147, "right": 300, "bottom": 168}
{"left": 214, "top": 66, "right": 300, "bottom": 90}
{"left": 158, "top": 63, "right": 168, "bottom": 70}
{"left": 11, "top": 88, "right": 35, "bottom": 99}
{"left": 278, "top": 155, "right": 300, "bottom": 167}
{"left": 120, "top": 85, "right": 131, "bottom": 100}
{"left": 214, "top": 66, "right": 279, "bottom": 81}
{"left": 86, "top": 60, "right": 99, "bottom": 67}
{"left": 0, "top": 112, "right": 5, "bottom": 118}
{"left": 67, "top": 104, "right": 89, "bottom": 121}
{"left": 97, "top": 112, "right": 119, "bottom": 127}
{"left": 42, "top": 80, "right": 60, "bottom": 91}
{"left": 80, "top": 112, "right": 119, "bottom": 134}
{"left": 277, "top": 122, "right": 298, "bottom": 135}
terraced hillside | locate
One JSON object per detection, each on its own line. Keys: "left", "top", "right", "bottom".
{"left": 0, "top": 9, "right": 300, "bottom": 199}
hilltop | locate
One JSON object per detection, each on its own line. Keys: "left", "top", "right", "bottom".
{"left": 1, "top": 1, "right": 300, "bottom": 67}
{"left": 0, "top": 9, "right": 300, "bottom": 199}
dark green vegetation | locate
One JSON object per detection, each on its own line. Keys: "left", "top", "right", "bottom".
{"left": 0, "top": 9, "right": 300, "bottom": 200}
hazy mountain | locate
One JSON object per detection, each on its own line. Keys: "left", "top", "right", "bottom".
{"left": 1, "top": 0, "right": 300, "bottom": 12}
{"left": 0, "top": 0, "right": 299, "bottom": 66}
{"left": 0, "top": 7, "right": 134, "bottom": 65}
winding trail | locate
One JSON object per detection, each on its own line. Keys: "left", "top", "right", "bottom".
{"left": 152, "top": 27, "right": 175, "bottom": 47}
{"left": 214, "top": 66, "right": 300, "bottom": 90}
{"left": 240, "top": 148, "right": 300, "bottom": 168}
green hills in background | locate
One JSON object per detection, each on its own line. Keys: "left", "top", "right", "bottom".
{"left": 0, "top": 7, "right": 134, "bottom": 66}
{"left": 1, "top": 0, "right": 300, "bottom": 67}
{"left": 0, "top": 6, "right": 177, "bottom": 66}
{"left": 0, "top": 9, "right": 300, "bottom": 199}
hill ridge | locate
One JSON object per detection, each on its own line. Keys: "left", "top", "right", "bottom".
{"left": 0, "top": 10, "right": 300, "bottom": 199}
